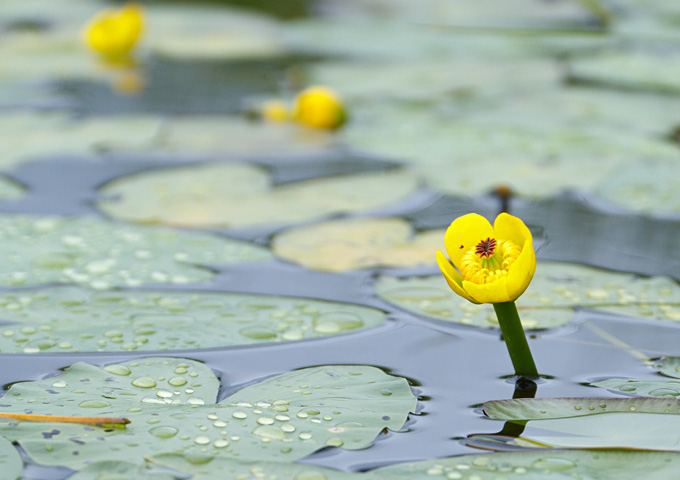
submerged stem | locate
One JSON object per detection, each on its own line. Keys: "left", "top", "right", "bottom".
{"left": 493, "top": 301, "right": 538, "bottom": 377}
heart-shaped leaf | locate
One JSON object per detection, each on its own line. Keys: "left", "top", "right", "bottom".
{"left": 0, "top": 357, "right": 416, "bottom": 474}
{"left": 0, "top": 214, "right": 271, "bottom": 288}
{"left": 376, "top": 261, "right": 680, "bottom": 329}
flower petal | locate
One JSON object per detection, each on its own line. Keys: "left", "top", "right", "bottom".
{"left": 462, "top": 277, "right": 510, "bottom": 304}
{"left": 506, "top": 237, "right": 536, "bottom": 300}
{"left": 493, "top": 213, "right": 532, "bottom": 248}
{"left": 436, "top": 251, "right": 478, "bottom": 304}
{"left": 444, "top": 214, "right": 494, "bottom": 269}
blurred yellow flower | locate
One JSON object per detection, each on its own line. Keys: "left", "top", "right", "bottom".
{"left": 292, "top": 86, "right": 346, "bottom": 130}
{"left": 262, "top": 100, "right": 290, "bottom": 123}
{"left": 84, "top": 4, "right": 144, "bottom": 58}
{"left": 436, "top": 213, "right": 535, "bottom": 304}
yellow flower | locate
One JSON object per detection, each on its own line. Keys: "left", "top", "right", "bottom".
{"left": 292, "top": 86, "right": 346, "bottom": 130}
{"left": 84, "top": 4, "right": 144, "bottom": 58}
{"left": 262, "top": 100, "right": 290, "bottom": 123}
{"left": 436, "top": 213, "right": 535, "bottom": 304}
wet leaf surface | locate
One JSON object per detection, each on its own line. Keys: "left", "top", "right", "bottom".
{"left": 97, "top": 163, "right": 420, "bottom": 228}
{"left": 484, "top": 397, "right": 680, "bottom": 450}
{"left": 145, "top": 449, "right": 680, "bottom": 479}
{"left": 376, "top": 261, "right": 680, "bottom": 329}
{"left": 0, "top": 214, "right": 271, "bottom": 288}
{"left": 0, "top": 287, "right": 386, "bottom": 353}
{"left": 273, "top": 218, "right": 444, "bottom": 272}
{"left": 0, "top": 357, "right": 416, "bottom": 473}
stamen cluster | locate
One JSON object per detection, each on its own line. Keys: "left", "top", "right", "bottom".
{"left": 460, "top": 238, "right": 521, "bottom": 284}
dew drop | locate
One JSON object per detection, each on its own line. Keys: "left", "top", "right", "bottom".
{"left": 78, "top": 400, "right": 111, "bottom": 408}
{"left": 214, "top": 439, "right": 229, "bottom": 448}
{"left": 253, "top": 426, "right": 286, "bottom": 440}
{"left": 149, "top": 426, "right": 178, "bottom": 439}
{"left": 194, "top": 436, "right": 211, "bottom": 445}
{"left": 232, "top": 411, "right": 248, "bottom": 419}
{"left": 531, "top": 458, "right": 577, "bottom": 471}
{"left": 104, "top": 365, "right": 132, "bottom": 376}
{"left": 131, "top": 377, "right": 157, "bottom": 388}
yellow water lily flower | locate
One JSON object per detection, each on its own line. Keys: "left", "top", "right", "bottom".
{"left": 436, "top": 213, "right": 535, "bottom": 304}
{"left": 84, "top": 4, "right": 144, "bottom": 58}
{"left": 292, "top": 86, "right": 346, "bottom": 130}
{"left": 262, "top": 99, "right": 290, "bottom": 123}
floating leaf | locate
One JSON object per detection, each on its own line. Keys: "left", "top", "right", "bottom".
{"left": 0, "top": 214, "right": 271, "bottom": 288}
{"left": 97, "top": 163, "right": 419, "bottom": 228}
{"left": 308, "top": 59, "right": 560, "bottom": 103}
{"left": 376, "top": 261, "right": 680, "bottom": 329}
{"left": 568, "top": 49, "right": 680, "bottom": 95}
{"left": 0, "top": 358, "right": 416, "bottom": 473}
{"left": 595, "top": 159, "right": 680, "bottom": 216}
{"left": 658, "top": 357, "right": 680, "bottom": 379}
{"left": 593, "top": 378, "right": 680, "bottom": 398}
{"left": 0, "top": 112, "right": 160, "bottom": 170}
{"left": 0, "top": 287, "right": 385, "bottom": 353}
{"left": 484, "top": 397, "right": 680, "bottom": 450}
{"left": 0, "top": 437, "right": 21, "bottom": 480}
{"left": 345, "top": 106, "right": 679, "bottom": 198}
{"left": 70, "top": 461, "right": 178, "bottom": 480}
{"left": 150, "top": 449, "right": 680, "bottom": 480}
{"left": 272, "top": 218, "right": 444, "bottom": 272}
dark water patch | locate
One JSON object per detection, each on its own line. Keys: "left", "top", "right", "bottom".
{"left": 411, "top": 192, "right": 680, "bottom": 280}
{"left": 55, "top": 53, "right": 324, "bottom": 115}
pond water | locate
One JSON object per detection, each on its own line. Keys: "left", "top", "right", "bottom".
{"left": 1, "top": 1, "right": 680, "bottom": 479}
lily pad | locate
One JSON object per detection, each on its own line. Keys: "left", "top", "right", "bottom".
{"left": 0, "top": 357, "right": 416, "bottom": 474}
{"left": 595, "top": 159, "right": 680, "bottom": 216}
{"left": 375, "top": 261, "right": 680, "bottom": 329}
{"left": 149, "top": 449, "right": 680, "bottom": 480}
{"left": 0, "top": 111, "right": 160, "bottom": 170}
{"left": 272, "top": 218, "right": 444, "bottom": 272}
{"left": 0, "top": 437, "right": 21, "bottom": 480}
{"left": 592, "top": 378, "right": 680, "bottom": 398}
{"left": 0, "top": 214, "right": 271, "bottom": 288}
{"left": 97, "top": 163, "right": 420, "bottom": 228}
{"left": 307, "top": 58, "right": 560, "bottom": 103}
{"left": 658, "top": 357, "right": 680, "bottom": 379}
{"left": 0, "top": 287, "right": 386, "bottom": 353}
{"left": 484, "top": 396, "right": 680, "bottom": 450}
{"left": 568, "top": 49, "right": 680, "bottom": 95}
{"left": 345, "top": 105, "right": 679, "bottom": 198}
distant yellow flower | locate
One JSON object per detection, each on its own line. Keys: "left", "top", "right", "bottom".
{"left": 84, "top": 4, "right": 144, "bottom": 58}
{"left": 436, "top": 213, "right": 535, "bottom": 304}
{"left": 292, "top": 86, "right": 346, "bottom": 130}
{"left": 262, "top": 100, "right": 290, "bottom": 123}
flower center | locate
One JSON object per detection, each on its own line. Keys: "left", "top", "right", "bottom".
{"left": 475, "top": 237, "right": 496, "bottom": 258}
{"left": 460, "top": 237, "right": 522, "bottom": 285}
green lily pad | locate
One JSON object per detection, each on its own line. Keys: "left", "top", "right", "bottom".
{"left": 0, "top": 357, "right": 416, "bottom": 473}
{"left": 568, "top": 49, "right": 680, "bottom": 95}
{"left": 149, "top": 449, "right": 680, "bottom": 480}
{"left": 595, "top": 159, "right": 680, "bottom": 216}
{"left": 0, "top": 111, "right": 160, "bottom": 170}
{"left": 0, "top": 214, "right": 271, "bottom": 288}
{"left": 97, "top": 163, "right": 420, "bottom": 228}
{"left": 592, "top": 378, "right": 680, "bottom": 398}
{"left": 0, "top": 437, "right": 21, "bottom": 480}
{"left": 272, "top": 218, "right": 444, "bottom": 272}
{"left": 307, "top": 58, "right": 560, "bottom": 104}
{"left": 658, "top": 357, "right": 680, "bottom": 379}
{"left": 0, "top": 287, "right": 386, "bottom": 353}
{"left": 375, "top": 261, "right": 680, "bottom": 330}
{"left": 345, "top": 104, "right": 679, "bottom": 198}
{"left": 484, "top": 397, "right": 680, "bottom": 450}
{"left": 69, "top": 461, "right": 179, "bottom": 480}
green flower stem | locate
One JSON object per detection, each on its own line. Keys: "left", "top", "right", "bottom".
{"left": 493, "top": 301, "right": 538, "bottom": 377}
